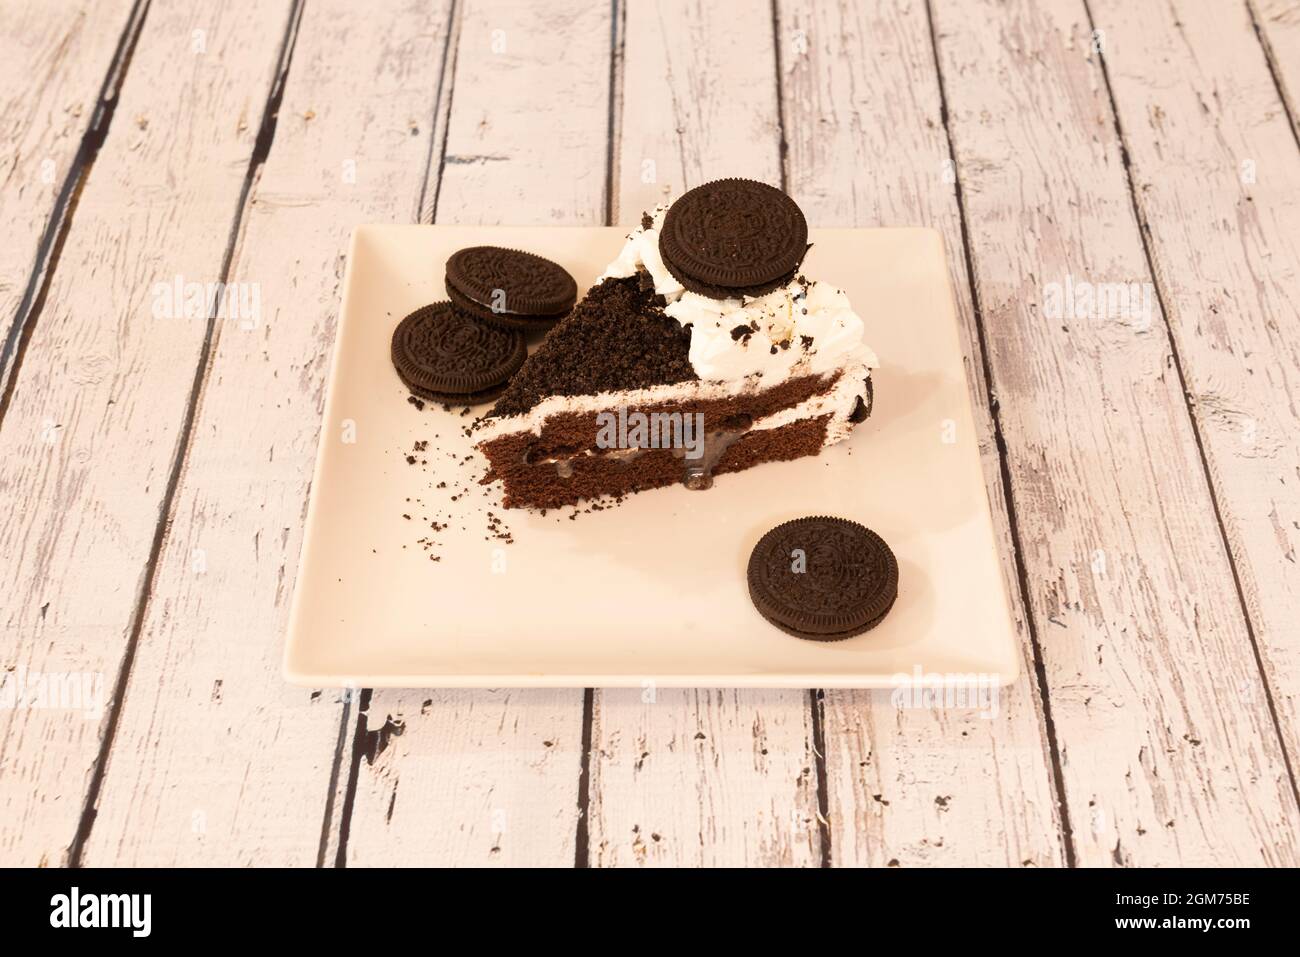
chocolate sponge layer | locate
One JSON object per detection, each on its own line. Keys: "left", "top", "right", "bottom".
{"left": 480, "top": 372, "right": 848, "bottom": 510}
{"left": 485, "top": 415, "right": 834, "bottom": 510}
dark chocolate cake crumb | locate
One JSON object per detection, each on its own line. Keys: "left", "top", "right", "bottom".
{"left": 407, "top": 396, "right": 425, "bottom": 411}
{"left": 641, "top": 211, "right": 655, "bottom": 231}
{"left": 488, "top": 276, "right": 697, "bottom": 418}
{"left": 485, "top": 510, "right": 514, "bottom": 543}
{"left": 730, "top": 324, "right": 751, "bottom": 341}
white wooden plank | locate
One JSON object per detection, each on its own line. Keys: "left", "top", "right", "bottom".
{"left": 427, "top": 0, "right": 611, "bottom": 226}
{"left": 341, "top": 689, "right": 587, "bottom": 867}
{"left": 0, "top": 0, "right": 296, "bottom": 867}
{"left": 780, "top": 0, "right": 1065, "bottom": 866}
{"left": 0, "top": 0, "right": 141, "bottom": 392}
{"left": 1091, "top": 0, "right": 1300, "bottom": 811}
{"left": 590, "top": 689, "right": 821, "bottom": 866}
{"left": 75, "top": 0, "right": 456, "bottom": 866}
{"left": 586, "top": 0, "right": 823, "bottom": 869}
{"left": 338, "top": 0, "right": 613, "bottom": 867}
{"left": 931, "top": 0, "right": 1300, "bottom": 865}
{"left": 612, "top": 0, "right": 784, "bottom": 224}
{"left": 1250, "top": 0, "right": 1300, "bottom": 141}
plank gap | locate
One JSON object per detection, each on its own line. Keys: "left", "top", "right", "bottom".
{"left": 1245, "top": 0, "right": 1300, "bottom": 151}
{"left": 809, "top": 688, "right": 832, "bottom": 867}
{"left": 315, "top": 690, "right": 357, "bottom": 868}
{"left": 575, "top": 0, "right": 624, "bottom": 869}
{"left": 424, "top": 0, "right": 465, "bottom": 225}
{"left": 0, "top": 0, "right": 151, "bottom": 416}
{"left": 922, "top": 0, "right": 1078, "bottom": 866}
{"left": 603, "top": 0, "right": 625, "bottom": 227}
{"left": 322, "top": 0, "right": 463, "bottom": 866}
{"left": 65, "top": 0, "right": 309, "bottom": 867}
{"left": 573, "top": 688, "right": 597, "bottom": 868}
{"left": 1081, "top": 0, "right": 1300, "bottom": 810}
{"left": 332, "top": 689, "right": 375, "bottom": 868}
{"left": 769, "top": 0, "right": 790, "bottom": 190}
{"left": 416, "top": 0, "right": 463, "bottom": 224}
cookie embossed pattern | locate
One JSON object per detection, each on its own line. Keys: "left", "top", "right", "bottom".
{"left": 390, "top": 302, "right": 526, "bottom": 404}
{"left": 747, "top": 517, "right": 899, "bottom": 641}
{"left": 660, "top": 178, "right": 809, "bottom": 295}
{"left": 445, "top": 245, "right": 577, "bottom": 330}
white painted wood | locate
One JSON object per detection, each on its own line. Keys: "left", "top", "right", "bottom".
{"left": 1092, "top": 0, "right": 1300, "bottom": 807}
{"left": 0, "top": 0, "right": 297, "bottom": 867}
{"left": 780, "top": 0, "right": 1065, "bottom": 866}
{"left": 0, "top": 0, "right": 140, "bottom": 392}
{"left": 931, "top": 0, "right": 1300, "bottom": 865}
{"left": 612, "top": 0, "right": 784, "bottom": 224}
{"left": 427, "top": 0, "right": 611, "bottom": 226}
{"left": 342, "top": 689, "right": 586, "bottom": 867}
{"left": 1250, "top": 0, "right": 1300, "bottom": 141}
{"left": 75, "top": 0, "right": 456, "bottom": 866}
{"left": 339, "top": 0, "right": 612, "bottom": 867}
{"left": 586, "top": 0, "right": 822, "bottom": 868}
{"left": 590, "top": 689, "right": 821, "bottom": 866}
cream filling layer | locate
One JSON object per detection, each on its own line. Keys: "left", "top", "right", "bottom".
{"left": 748, "top": 359, "right": 872, "bottom": 446}
{"left": 477, "top": 362, "right": 871, "bottom": 450}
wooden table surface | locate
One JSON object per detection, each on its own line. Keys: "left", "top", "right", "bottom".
{"left": 2, "top": 0, "right": 1299, "bottom": 868}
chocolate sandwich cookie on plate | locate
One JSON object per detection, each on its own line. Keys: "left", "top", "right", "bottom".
{"left": 747, "top": 516, "right": 898, "bottom": 641}
{"left": 391, "top": 301, "right": 526, "bottom": 405}
{"left": 445, "top": 246, "right": 577, "bottom": 331}
{"left": 659, "top": 178, "right": 809, "bottom": 298}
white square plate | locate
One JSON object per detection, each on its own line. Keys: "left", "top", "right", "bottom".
{"left": 284, "top": 225, "right": 1018, "bottom": 688}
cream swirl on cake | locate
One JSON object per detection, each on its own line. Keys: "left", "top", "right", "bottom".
{"left": 600, "top": 205, "right": 877, "bottom": 381}
{"left": 477, "top": 179, "right": 879, "bottom": 510}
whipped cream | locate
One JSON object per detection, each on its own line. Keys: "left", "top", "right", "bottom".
{"left": 599, "top": 205, "right": 682, "bottom": 298}
{"left": 600, "top": 205, "right": 877, "bottom": 381}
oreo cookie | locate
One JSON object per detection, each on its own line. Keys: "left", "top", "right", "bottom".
{"left": 660, "top": 178, "right": 809, "bottom": 297}
{"left": 391, "top": 301, "right": 526, "bottom": 404}
{"left": 848, "top": 378, "right": 874, "bottom": 424}
{"left": 445, "top": 246, "right": 577, "bottom": 330}
{"left": 746, "top": 516, "right": 897, "bottom": 641}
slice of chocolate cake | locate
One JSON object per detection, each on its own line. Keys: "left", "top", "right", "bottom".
{"left": 477, "top": 179, "right": 878, "bottom": 510}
